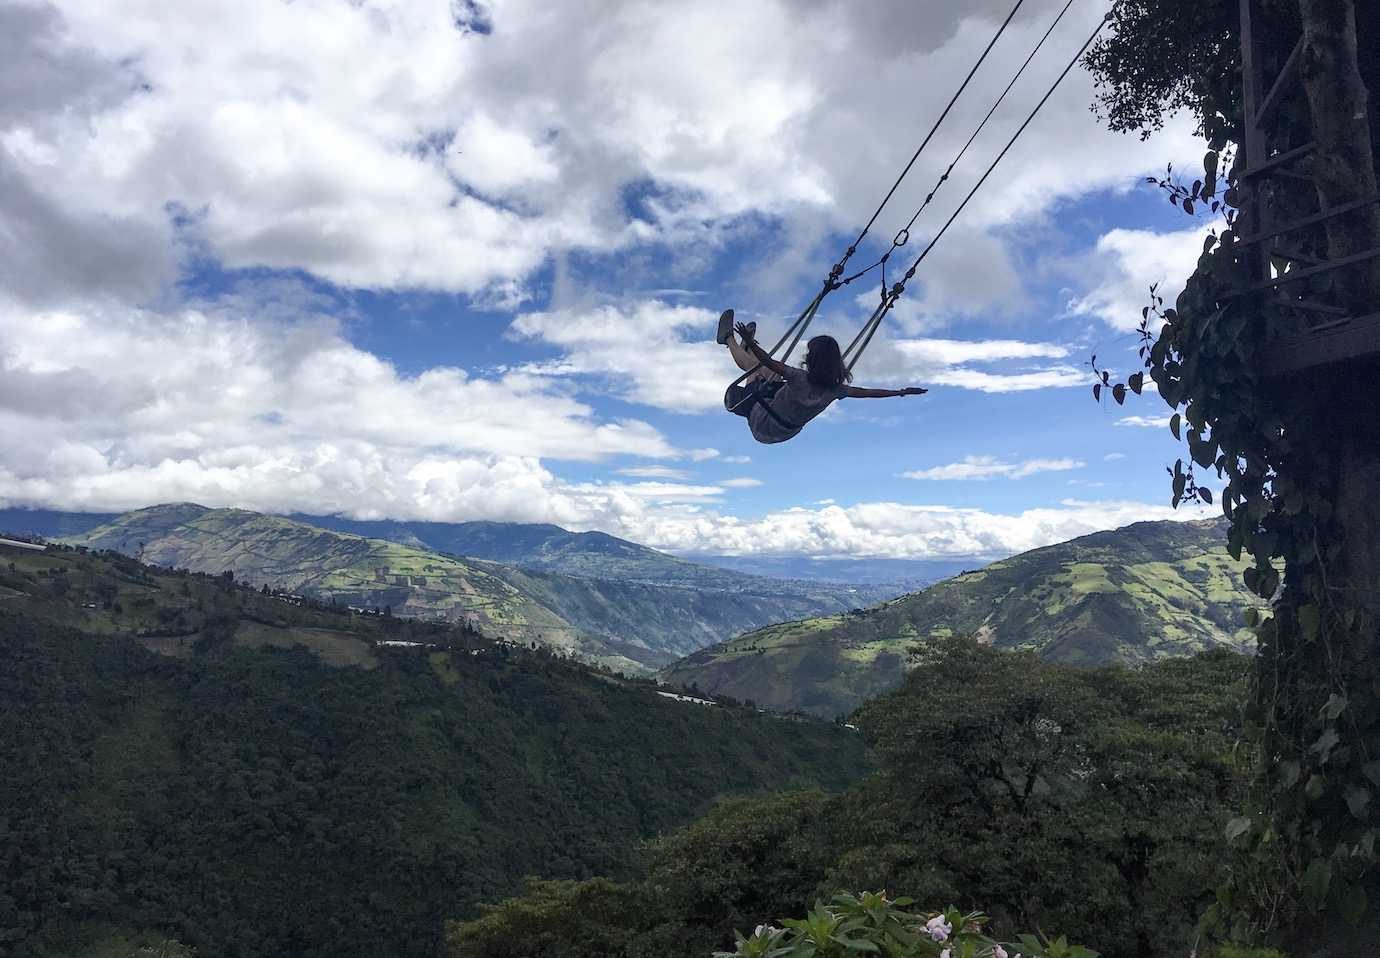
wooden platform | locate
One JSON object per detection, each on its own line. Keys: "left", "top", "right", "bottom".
{"left": 1262, "top": 311, "right": 1380, "bottom": 377}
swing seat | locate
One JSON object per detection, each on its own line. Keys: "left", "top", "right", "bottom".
{"left": 724, "top": 378, "right": 783, "bottom": 418}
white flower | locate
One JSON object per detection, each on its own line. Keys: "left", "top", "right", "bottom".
{"left": 941, "top": 950, "right": 951, "bottom": 958}
{"left": 994, "top": 947, "right": 1008, "bottom": 958}
{"left": 925, "top": 915, "right": 952, "bottom": 942}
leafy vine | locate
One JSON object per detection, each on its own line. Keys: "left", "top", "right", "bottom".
{"left": 1090, "top": 122, "right": 1376, "bottom": 941}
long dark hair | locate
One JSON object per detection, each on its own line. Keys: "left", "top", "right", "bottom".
{"left": 804, "top": 335, "right": 852, "bottom": 388}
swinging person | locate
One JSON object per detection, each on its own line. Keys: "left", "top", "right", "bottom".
{"left": 717, "top": 309, "right": 927, "bottom": 444}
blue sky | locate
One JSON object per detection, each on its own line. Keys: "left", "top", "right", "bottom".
{"left": 0, "top": 0, "right": 1223, "bottom": 559}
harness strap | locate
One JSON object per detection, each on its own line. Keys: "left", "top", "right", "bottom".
{"left": 754, "top": 389, "right": 802, "bottom": 434}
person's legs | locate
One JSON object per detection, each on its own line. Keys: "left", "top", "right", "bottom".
{"left": 726, "top": 334, "right": 762, "bottom": 375}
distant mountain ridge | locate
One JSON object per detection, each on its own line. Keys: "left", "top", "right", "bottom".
{"left": 289, "top": 514, "right": 774, "bottom": 589}
{"left": 55, "top": 504, "right": 898, "bottom": 673}
{"left": 689, "top": 554, "right": 978, "bottom": 590}
{"left": 661, "top": 518, "right": 1266, "bottom": 717}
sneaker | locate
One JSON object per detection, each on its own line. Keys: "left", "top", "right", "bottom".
{"left": 716, "top": 308, "right": 735, "bottom": 344}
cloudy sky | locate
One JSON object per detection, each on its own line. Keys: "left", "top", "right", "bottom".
{"left": 1, "top": 0, "right": 1219, "bottom": 560}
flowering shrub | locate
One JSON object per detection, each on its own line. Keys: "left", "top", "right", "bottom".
{"left": 714, "top": 892, "right": 1097, "bottom": 958}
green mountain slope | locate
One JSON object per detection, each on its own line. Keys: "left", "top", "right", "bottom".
{"left": 0, "top": 541, "right": 870, "bottom": 957}
{"left": 292, "top": 515, "right": 719, "bottom": 583}
{"left": 660, "top": 518, "right": 1265, "bottom": 717}
{"left": 292, "top": 513, "right": 906, "bottom": 601}
{"left": 64, "top": 503, "right": 610, "bottom": 654}
{"left": 60, "top": 505, "right": 887, "bottom": 672}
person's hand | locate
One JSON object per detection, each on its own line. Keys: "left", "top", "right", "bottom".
{"left": 735, "top": 321, "right": 756, "bottom": 345}
{"left": 902, "top": 386, "right": 928, "bottom": 396}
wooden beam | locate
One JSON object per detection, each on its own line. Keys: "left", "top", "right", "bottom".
{"left": 1269, "top": 245, "right": 1323, "bottom": 266}
{"left": 1255, "top": 35, "right": 1305, "bottom": 126}
{"left": 1282, "top": 298, "right": 1350, "bottom": 316}
{"left": 1231, "top": 193, "right": 1380, "bottom": 248}
{"left": 1240, "top": 141, "right": 1316, "bottom": 179}
{"left": 1240, "top": 245, "right": 1380, "bottom": 294}
{"left": 1262, "top": 312, "right": 1380, "bottom": 376}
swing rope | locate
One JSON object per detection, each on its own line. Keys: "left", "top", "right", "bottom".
{"left": 729, "top": 0, "right": 1031, "bottom": 403}
{"left": 823, "top": 0, "right": 1030, "bottom": 289}
{"left": 841, "top": 4, "right": 1115, "bottom": 373}
{"left": 837, "top": 0, "right": 1079, "bottom": 292}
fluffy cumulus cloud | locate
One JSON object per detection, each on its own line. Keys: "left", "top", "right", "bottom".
{"left": 0, "top": 0, "right": 1207, "bottom": 557}
{"left": 511, "top": 299, "right": 1090, "bottom": 410}
{"left": 1, "top": 0, "right": 1201, "bottom": 310}
{"left": 626, "top": 498, "right": 1200, "bottom": 559}
{"left": 903, "top": 455, "right": 1084, "bottom": 480}
{"left": 1116, "top": 415, "right": 1173, "bottom": 428}
{"left": 1067, "top": 223, "right": 1214, "bottom": 331}
{"left": 510, "top": 301, "right": 737, "bottom": 412}
{"left": 0, "top": 291, "right": 687, "bottom": 514}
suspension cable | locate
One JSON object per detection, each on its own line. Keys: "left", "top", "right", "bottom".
{"left": 821, "top": 0, "right": 1029, "bottom": 286}
{"left": 843, "top": 5, "right": 1115, "bottom": 371}
{"left": 753, "top": 0, "right": 1029, "bottom": 379}
{"left": 840, "top": 0, "right": 1078, "bottom": 289}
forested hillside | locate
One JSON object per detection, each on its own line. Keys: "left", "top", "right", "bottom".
{"left": 57, "top": 504, "right": 892, "bottom": 672}
{"left": 0, "top": 543, "right": 870, "bottom": 957}
{"left": 450, "top": 639, "right": 1253, "bottom": 958}
{"left": 663, "top": 519, "right": 1265, "bottom": 717}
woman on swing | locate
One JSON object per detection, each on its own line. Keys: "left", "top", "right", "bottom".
{"left": 717, "top": 309, "right": 927, "bottom": 444}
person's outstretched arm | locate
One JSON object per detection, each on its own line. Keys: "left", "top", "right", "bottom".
{"left": 843, "top": 385, "right": 928, "bottom": 398}
{"left": 736, "top": 323, "right": 794, "bottom": 378}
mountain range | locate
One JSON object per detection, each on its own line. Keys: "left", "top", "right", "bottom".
{"left": 660, "top": 518, "right": 1265, "bottom": 717}
{"left": 17, "top": 504, "right": 898, "bottom": 673}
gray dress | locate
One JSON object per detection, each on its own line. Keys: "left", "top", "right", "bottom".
{"left": 746, "top": 365, "right": 848, "bottom": 444}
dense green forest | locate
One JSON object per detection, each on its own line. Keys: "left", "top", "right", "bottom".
{"left": 0, "top": 546, "right": 870, "bottom": 957}
{"left": 452, "top": 640, "right": 1255, "bottom": 958}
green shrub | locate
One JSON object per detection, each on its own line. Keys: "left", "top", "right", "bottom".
{"left": 716, "top": 892, "right": 1096, "bottom": 958}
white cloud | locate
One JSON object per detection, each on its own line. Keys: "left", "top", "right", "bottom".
{"left": 927, "top": 365, "right": 1087, "bottom": 392}
{"left": 512, "top": 299, "right": 1090, "bottom": 410}
{"left": 640, "top": 498, "right": 1202, "bottom": 559}
{"left": 4, "top": 0, "right": 1202, "bottom": 309}
{"left": 1116, "top": 415, "right": 1173, "bottom": 428}
{"left": 721, "top": 454, "right": 752, "bottom": 464}
{"left": 0, "top": 290, "right": 692, "bottom": 511}
{"left": 894, "top": 339, "right": 1069, "bottom": 365}
{"left": 0, "top": 0, "right": 1218, "bottom": 564}
{"left": 0, "top": 286, "right": 1209, "bottom": 559}
{"left": 721, "top": 477, "right": 764, "bottom": 488}
{"left": 1104, "top": 452, "right": 1127, "bottom": 461}
{"left": 1067, "top": 223, "right": 1214, "bottom": 331}
{"left": 616, "top": 466, "right": 691, "bottom": 480}
{"left": 510, "top": 301, "right": 735, "bottom": 412}
{"left": 902, "top": 455, "right": 1084, "bottom": 481}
